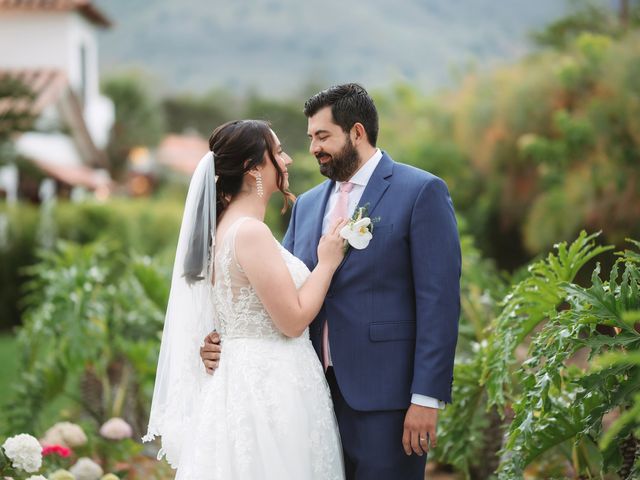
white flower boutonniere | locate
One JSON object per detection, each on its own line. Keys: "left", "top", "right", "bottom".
{"left": 339, "top": 203, "right": 380, "bottom": 251}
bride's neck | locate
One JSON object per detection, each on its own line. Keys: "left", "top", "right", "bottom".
{"left": 224, "top": 190, "right": 269, "bottom": 221}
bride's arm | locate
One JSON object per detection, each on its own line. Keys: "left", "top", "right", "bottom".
{"left": 235, "top": 218, "right": 347, "bottom": 338}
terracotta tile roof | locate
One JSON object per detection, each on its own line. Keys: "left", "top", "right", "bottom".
{"left": 0, "top": 0, "right": 111, "bottom": 27}
{"left": 157, "top": 134, "right": 210, "bottom": 176}
{"left": 0, "top": 69, "right": 67, "bottom": 116}
{"left": 33, "top": 157, "right": 112, "bottom": 190}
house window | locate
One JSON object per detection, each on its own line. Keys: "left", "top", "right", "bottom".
{"left": 79, "top": 44, "right": 88, "bottom": 105}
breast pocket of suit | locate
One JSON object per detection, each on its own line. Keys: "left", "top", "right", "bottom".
{"left": 369, "top": 321, "right": 416, "bottom": 342}
{"left": 348, "top": 223, "right": 393, "bottom": 267}
{"left": 369, "top": 223, "right": 393, "bottom": 251}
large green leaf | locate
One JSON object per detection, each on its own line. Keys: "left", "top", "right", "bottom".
{"left": 431, "top": 358, "right": 489, "bottom": 478}
{"left": 499, "top": 381, "right": 614, "bottom": 478}
{"left": 499, "top": 241, "right": 640, "bottom": 476}
{"left": 483, "top": 231, "right": 613, "bottom": 411}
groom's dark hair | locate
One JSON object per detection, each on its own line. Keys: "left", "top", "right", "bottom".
{"left": 303, "top": 83, "right": 379, "bottom": 147}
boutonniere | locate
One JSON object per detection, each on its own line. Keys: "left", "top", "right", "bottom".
{"left": 339, "top": 203, "right": 381, "bottom": 251}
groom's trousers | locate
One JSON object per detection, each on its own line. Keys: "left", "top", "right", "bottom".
{"left": 326, "top": 368, "right": 427, "bottom": 480}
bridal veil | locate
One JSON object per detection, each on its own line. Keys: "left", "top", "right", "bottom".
{"left": 143, "top": 151, "right": 217, "bottom": 468}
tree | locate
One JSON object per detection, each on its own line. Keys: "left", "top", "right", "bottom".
{"left": 244, "top": 93, "right": 309, "bottom": 155}
{"left": 162, "top": 88, "right": 238, "bottom": 137}
{"left": 531, "top": 0, "right": 640, "bottom": 48}
{"left": 102, "top": 73, "right": 166, "bottom": 180}
{"left": 0, "top": 76, "right": 36, "bottom": 167}
{"left": 621, "top": 0, "right": 630, "bottom": 26}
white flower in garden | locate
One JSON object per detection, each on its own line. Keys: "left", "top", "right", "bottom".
{"left": 99, "top": 417, "right": 133, "bottom": 440}
{"left": 26, "top": 476, "right": 48, "bottom": 480}
{"left": 69, "top": 457, "right": 104, "bottom": 480}
{"left": 49, "top": 469, "right": 76, "bottom": 480}
{"left": 340, "top": 217, "right": 373, "bottom": 250}
{"left": 41, "top": 422, "right": 87, "bottom": 448}
{"left": 1, "top": 433, "right": 43, "bottom": 472}
{"left": 49, "top": 470, "right": 76, "bottom": 480}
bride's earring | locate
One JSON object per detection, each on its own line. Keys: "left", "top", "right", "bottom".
{"left": 255, "top": 171, "right": 264, "bottom": 198}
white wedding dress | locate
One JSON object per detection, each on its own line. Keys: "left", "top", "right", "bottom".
{"left": 175, "top": 217, "right": 345, "bottom": 480}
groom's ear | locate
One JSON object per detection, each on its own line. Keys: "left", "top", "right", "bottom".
{"left": 351, "top": 122, "right": 367, "bottom": 145}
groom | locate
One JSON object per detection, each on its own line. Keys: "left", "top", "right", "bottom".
{"left": 202, "top": 83, "right": 460, "bottom": 479}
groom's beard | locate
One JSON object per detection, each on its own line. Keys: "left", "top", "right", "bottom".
{"left": 316, "top": 138, "right": 360, "bottom": 182}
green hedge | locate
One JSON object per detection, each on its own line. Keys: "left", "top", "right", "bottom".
{"left": 0, "top": 196, "right": 291, "bottom": 330}
{"left": 0, "top": 199, "right": 184, "bottom": 329}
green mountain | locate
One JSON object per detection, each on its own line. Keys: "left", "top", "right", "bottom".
{"left": 95, "top": 0, "right": 581, "bottom": 96}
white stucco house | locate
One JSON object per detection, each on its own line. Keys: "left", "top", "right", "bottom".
{"left": 0, "top": 0, "right": 115, "bottom": 201}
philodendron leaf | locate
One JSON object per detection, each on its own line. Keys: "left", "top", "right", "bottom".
{"left": 483, "top": 231, "right": 613, "bottom": 412}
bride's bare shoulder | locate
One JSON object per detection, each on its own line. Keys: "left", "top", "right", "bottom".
{"left": 235, "top": 217, "right": 270, "bottom": 237}
{"left": 234, "top": 218, "right": 276, "bottom": 253}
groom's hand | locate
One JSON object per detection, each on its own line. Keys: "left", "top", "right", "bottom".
{"left": 402, "top": 404, "right": 438, "bottom": 456}
{"left": 200, "top": 331, "right": 221, "bottom": 375}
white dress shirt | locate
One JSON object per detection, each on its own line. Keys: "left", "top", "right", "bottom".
{"left": 322, "top": 149, "right": 445, "bottom": 410}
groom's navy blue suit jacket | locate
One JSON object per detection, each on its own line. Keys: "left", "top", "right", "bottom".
{"left": 282, "top": 152, "right": 460, "bottom": 411}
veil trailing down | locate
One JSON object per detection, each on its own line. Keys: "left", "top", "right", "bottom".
{"left": 143, "top": 151, "right": 217, "bottom": 467}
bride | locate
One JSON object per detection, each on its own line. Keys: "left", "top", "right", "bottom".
{"left": 144, "top": 119, "right": 347, "bottom": 479}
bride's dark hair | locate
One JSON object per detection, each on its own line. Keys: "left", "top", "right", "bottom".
{"left": 210, "top": 119, "right": 295, "bottom": 220}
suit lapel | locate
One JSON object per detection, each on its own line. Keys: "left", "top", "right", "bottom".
{"left": 310, "top": 180, "right": 335, "bottom": 264}
{"left": 357, "top": 153, "right": 393, "bottom": 218}
{"left": 334, "top": 152, "right": 394, "bottom": 274}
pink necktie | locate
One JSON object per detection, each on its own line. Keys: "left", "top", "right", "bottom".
{"left": 322, "top": 182, "right": 353, "bottom": 370}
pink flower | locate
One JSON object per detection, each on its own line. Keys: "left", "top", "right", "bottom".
{"left": 42, "top": 444, "right": 72, "bottom": 458}
{"left": 40, "top": 422, "right": 87, "bottom": 448}
{"left": 99, "top": 417, "right": 133, "bottom": 440}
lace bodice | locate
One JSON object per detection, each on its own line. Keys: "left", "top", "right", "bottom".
{"left": 212, "top": 217, "right": 311, "bottom": 340}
